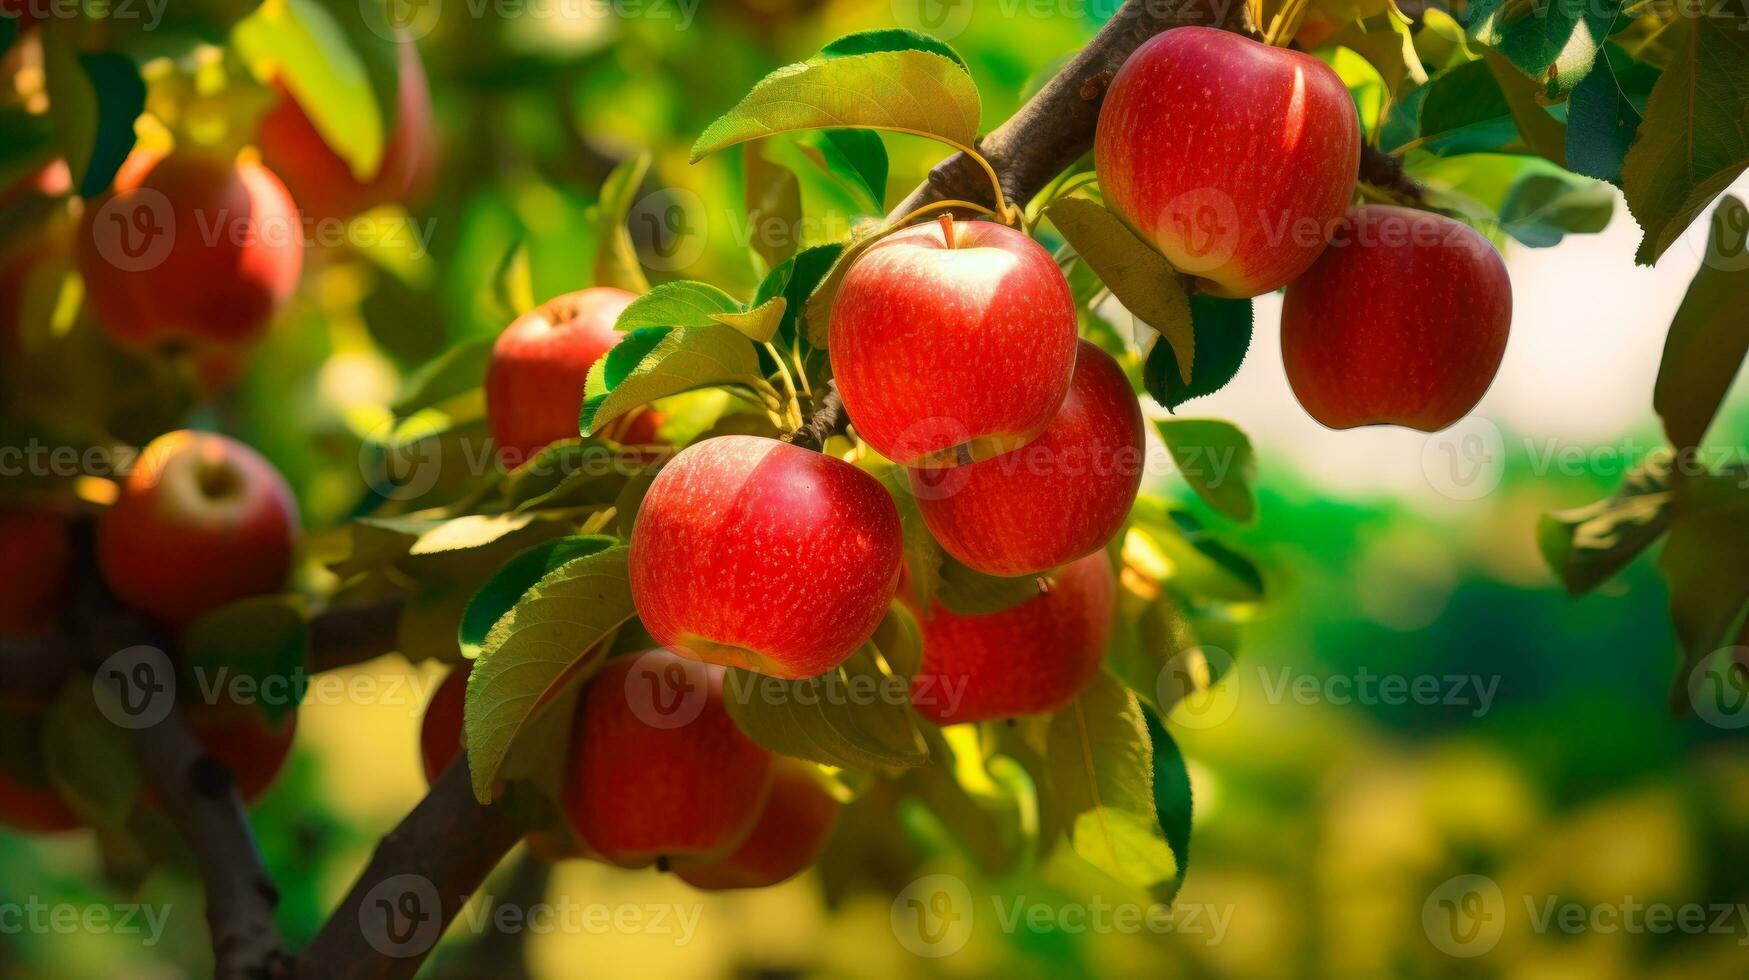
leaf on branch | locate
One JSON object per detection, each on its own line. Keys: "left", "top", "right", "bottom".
{"left": 1653, "top": 196, "right": 1749, "bottom": 452}
{"left": 43, "top": 680, "right": 144, "bottom": 829}
{"left": 1403, "top": 59, "right": 1521, "bottom": 157}
{"left": 802, "top": 220, "right": 886, "bottom": 349}
{"left": 1045, "top": 197, "right": 1194, "bottom": 383}
{"left": 744, "top": 142, "right": 802, "bottom": 271}
{"left": 408, "top": 513, "right": 540, "bottom": 556}
{"left": 936, "top": 555, "right": 1042, "bottom": 617}
{"left": 873, "top": 464, "right": 944, "bottom": 613}
{"left": 801, "top": 129, "right": 889, "bottom": 212}
{"left": 711, "top": 297, "right": 788, "bottom": 344}
{"left": 1042, "top": 671, "right": 1182, "bottom": 894}
{"left": 1621, "top": 17, "right": 1749, "bottom": 265}
{"left": 1155, "top": 419, "right": 1257, "bottom": 523}
{"left": 182, "top": 596, "right": 311, "bottom": 725}
{"left": 1537, "top": 450, "right": 1674, "bottom": 597}
{"left": 465, "top": 545, "right": 635, "bottom": 803}
{"left": 393, "top": 336, "right": 494, "bottom": 416}
{"left": 581, "top": 324, "right": 767, "bottom": 435}
{"left": 615, "top": 281, "right": 743, "bottom": 331}
{"left": 721, "top": 644, "right": 928, "bottom": 774}
{"left": 491, "top": 239, "right": 535, "bottom": 322}
{"left": 690, "top": 37, "right": 980, "bottom": 163}
{"left": 1497, "top": 171, "right": 1614, "bottom": 248}
{"left": 459, "top": 536, "right": 620, "bottom": 659}
{"left": 1482, "top": 49, "right": 1567, "bottom": 167}
{"left": 1143, "top": 705, "right": 1194, "bottom": 895}
{"left": 1142, "top": 295, "right": 1252, "bottom": 411}
{"left": 1465, "top": 0, "right": 1622, "bottom": 100}
{"left": 1659, "top": 471, "right": 1749, "bottom": 708}
{"left": 40, "top": 36, "right": 144, "bottom": 198}
{"left": 1126, "top": 506, "right": 1265, "bottom": 603}
{"left": 591, "top": 153, "right": 653, "bottom": 293}
{"left": 756, "top": 242, "right": 843, "bottom": 353}
{"left": 1565, "top": 42, "right": 1659, "bottom": 186}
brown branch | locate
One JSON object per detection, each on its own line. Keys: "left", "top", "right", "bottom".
{"left": 307, "top": 597, "right": 406, "bottom": 674}
{"left": 1359, "top": 144, "right": 1424, "bottom": 202}
{"left": 295, "top": 756, "right": 523, "bottom": 980}
{"left": 781, "top": 380, "right": 845, "bottom": 452}
{"left": 69, "top": 545, "right": 290, "bottom": 980}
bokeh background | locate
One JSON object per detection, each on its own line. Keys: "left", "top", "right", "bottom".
{"left": 5, "top": 0, "right": 1749, "bottom": 976}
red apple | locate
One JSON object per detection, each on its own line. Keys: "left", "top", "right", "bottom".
{"left": 909, "top": 340, "right": 1144, "bottom": 577}
{"left": 564, "top": 650, "right": 773, "bottom": 867}
{"left": 1095, "top": 26, "right": 1361, "bottom": 298}
{"left": 78, "top": 151, "right": 303, "bottom": 351}
{"left": 189, "top": 708, "right": 297, "bottom": 804}
{"left": 677, "top": 756, "right": 840, "bottom": 890}
{"left": 629, "top": 435, "right": 902, "bottom": 679}
{"left": 97, "top": 430, "right": 300, "bottom": 628}
{"left": 257, "top": 37, "right": 437, "bottom": 223}
{"left": 909, "top": 552, "right": 1115, "bottom": 725}
{"left": 485, "top": 287, "right": 638, "bottom": 465}
{"left": 0, "top": 509, "right": 72, "bottom": 635}
{"left": 1281, "top": 205, "right": 1511, "bottom": 431}
{"left": 419, "top": 666, "right": 468, "bottom": 786}
{"left": 829, "top": 218, "right": 1078, "bottom": 467}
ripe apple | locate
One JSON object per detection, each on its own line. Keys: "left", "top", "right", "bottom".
{"left": 910, "top": 340, "right": 1144, "bottom": 577}
{"left": 485, "top": 287, "right": 638, "bottom": 465}
{"left": 1095, "top": 26, "right": 1361, "bottom": 298}
{"left": 829, "top": 218, "right": 1078, "bottom": 467}
{"left": 564, "top": 650, "right": 773, "bottom": 867}
{"left": 188, "top": 708, "right": 298, "bottom": 804}
{"left": 97, "top": 430, "right": 300, "bottom": 628}
{"left": 909, "top": 552, "right": 1115, "bottom": 725}
{"left": 629, "top": 435, "right": 903, "bottom": 679}
{"left": 419, "top": 666, "right": 468, "bottom": 786}
{"left": 78, "top": 151, "right": 303, "bottom": 351}
{"left": 0, "top": 509, "right": 72, "bottom": 635}
{"left": 257, "top": 37, "right": 437, "bottom": 223}
{"left": 1281, "top": 205, "right": 1511, "bottom": 431}
{"left": 677, "top": 756, "right": 840, "bottom": 890}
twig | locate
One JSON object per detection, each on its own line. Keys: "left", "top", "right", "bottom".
{"left": 781, "top": 380, "right": 846, "bottom": 452}
{"left": 294, "top": 756, "right": 523, "bottom": 980}
{"left": 307, "top": 597, "right": 406, "bottom": 674}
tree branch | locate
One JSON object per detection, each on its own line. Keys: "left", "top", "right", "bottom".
{"left": 781, "top": 380, "right": 845, "bottom": 452}
{"left": 295, "top": 756, "right": 523, "bottom": 980}
{"left": 307, "top": 597, "right": 406, "bottom": 674}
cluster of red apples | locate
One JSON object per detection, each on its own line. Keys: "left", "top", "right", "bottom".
{"left": 0, "top": 432, "right": 302, "bottom": 833}
{"left": 1097, "top": 27, "right": 1512, "bottom": 431}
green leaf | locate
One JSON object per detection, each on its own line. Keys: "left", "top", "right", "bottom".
{"left": 492, "top": 239, "right": 535, "bottom": 321}
{"left": 591, "top": 153, "right": 652, "bottom": 293}
{"left": 233, "top": 0, "right": 386, "bottom": 180}
{"left": 936, "top": 555, "right": 1041, "bottom": 616}
{"left": 1155, "top": 419, "right": 1256, "bottom": 523}
{"left": 1043, "top": 671, "right": 1180, "bottom": 893}
{"left": 744, "top": 142, "right": 802, "bottom": 271}
{"left": 1497, "top": 171, "right": 1614, "bottom": 248}
{"left": 580, "top": 324, "right": 766, "bottom": 435}
{"left": 1659, "top": 473, "right": 1749, "bottom": 699}
{"left": 407, "top": 513, "right": 540, "bottom": 556}
{"left": 459, "top": 536, "right": 620, "bottom": 659}
{"left": 1621, "top": 17, "right": 1749, "bottom": 265}
{"left": 1045, "top": 197, "right": 1193, "bottom": 382}
{"left": 818, "top": 28, "right": 968, "bottom": 70}
{"left": 756, "top": 241, "right": 843, "bottom": 352}
{"left": 465, "top": 546, "right": 635, "bottom": 802}
{"left": 43, "top": 681, "right": 143, "bottom": 828}
{"left": 1411, "top": 59, "right": 1521, "bottom": 156}
{"left": 1142, "top": 706, "right": 1193, "bottom": 893}
{"left": 805, "top": 129, "right": 888, "bottom": 211}
{"left": 1537, "top": 451, "right": 1674, "bottom": 597}
{"left": 1128, "top": 511, "right": 1265, "bottom": 603}
{"left": 615, "top": 281, "right": 742, "bottom": 331}
{"left": 1483, "top": 49, "right": 1567, "bottom": 167}
{"left": 1654, "top": 196, "right": 1749, "bottom": 451}
{"left": 41, "top": 33, "right": 145, "bottom": 198}
{"left": 722, "top": 645, "right": 928, "bottom": 774}
{"left": 873, "top": 464, "right": 944, "bottom": 612}
{"left": 690, "top": 48, "right": 980, "bottom": 162}
{"left": 393, "top": 337, "right": 494, "bottom": 416}
{"left": 1142, "top": 295, "right": 1252, "bottom": 411}
{"left": 1465, "top": 0, "right": 1620, "bottom": 100}
{"left": 1566, "top": 43, "right": 1658, "bottom": 185}
{"left": 182, "top": 596, "right": 311, "bottom": 725}
{"left": 803, "top": 222, "right": 886, "bottom": 348}
{"left": 711, "top": 297, "right": 787, "bottom": 343}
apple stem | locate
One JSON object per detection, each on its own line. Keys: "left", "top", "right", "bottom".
{"left": 938, "top": 212, "right": 956, "bottom": 249}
